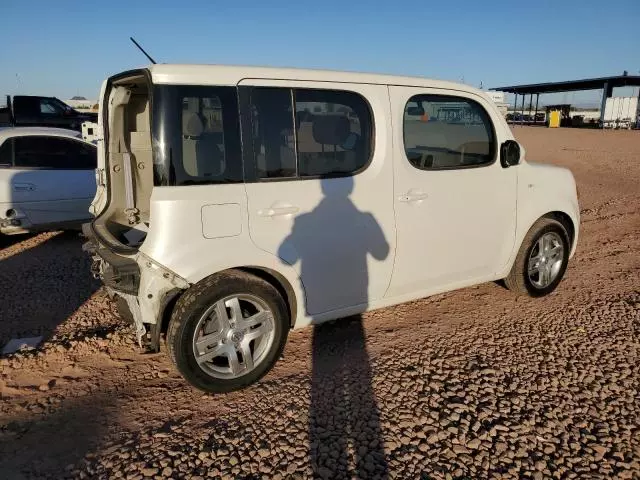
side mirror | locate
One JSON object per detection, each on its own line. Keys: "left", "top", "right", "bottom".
{"left": 500, "top": 140, "right": 520, "bottom": 168}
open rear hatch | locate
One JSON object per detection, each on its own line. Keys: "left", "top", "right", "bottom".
{"left": 90, "top": 70, "right": 154, "bottom": 253}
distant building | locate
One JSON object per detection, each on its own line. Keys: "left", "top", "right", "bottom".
{"left": 484, "top": 91, "right": 509, "bottom": 116}
{"left": 64, "top": 98, "right": 98, "bottom": 112}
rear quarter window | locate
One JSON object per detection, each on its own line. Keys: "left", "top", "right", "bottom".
{"left": 152, "top": 85, "right": 243, "bottom": 186}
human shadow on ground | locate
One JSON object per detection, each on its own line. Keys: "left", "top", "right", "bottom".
{"left": 308, "top": 317, "right": 389, "bottom": 478}
{"left": 278, "top": 177, "right": 390, "bottom": 479}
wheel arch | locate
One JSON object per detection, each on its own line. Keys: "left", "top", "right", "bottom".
{"left": 500, "top": 207, "right": 578, "bottom": 280}
{"left": 542, "top": 211, "right": 576, "bottom": 248}
{"left": 159, "top": 266, "right": 299, "bottom": 336}
{"left": 234, "top": 266, "right": 298, "bottom": 329}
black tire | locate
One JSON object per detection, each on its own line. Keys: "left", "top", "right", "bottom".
{"left": 504, "top": 218, "right": 570, "bottom": 297}
{"left": 167, "top": 270, "right": 289, "bottom": 393}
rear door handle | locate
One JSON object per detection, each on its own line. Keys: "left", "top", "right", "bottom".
{"left": 258, "top": 206, "right": 299, "bottom": 217}
{"left": 398, "top": 191, "right": 428, "bottom": 203}
{"left": 13, "top": 183, "right": 36, "bottom": 192}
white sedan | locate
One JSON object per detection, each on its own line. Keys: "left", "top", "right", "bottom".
{"left": 0, "top": 127, "right": 96, "bottom": 235}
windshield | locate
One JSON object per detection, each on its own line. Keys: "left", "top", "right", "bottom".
{"left": 152, "top": 85, "right": 243, "bottom": 186}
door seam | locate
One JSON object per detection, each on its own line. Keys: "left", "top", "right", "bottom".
{"left": 382, "top": 84, "right": 399, "bottom": 299}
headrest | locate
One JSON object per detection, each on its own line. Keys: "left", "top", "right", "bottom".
{"left": 184, "top": 113, "right": 204, "bottom": 137}
{"left": 312, "top": 115, "right": 351, "bottom": 146}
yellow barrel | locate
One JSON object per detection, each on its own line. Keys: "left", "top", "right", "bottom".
{"left": 549, "top": 110, "right": 561, "bottom": 128}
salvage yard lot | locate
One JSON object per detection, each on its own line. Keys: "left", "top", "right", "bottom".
{"left": 1, "top": 127, "right": 639, "bottom": 479}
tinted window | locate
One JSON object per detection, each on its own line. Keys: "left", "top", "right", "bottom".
{"left": 404, "top": 95, "right": 495, "bottom": 170}
{"left": 67, "top": 140, "right": 97, "bottom": 168}
{"left": 13, "top": 97, "right": 39, "bottom": 115}
{"left": 249, "top": 88, "right": 296, "bottom": 179}
{"left": 182, "top": 95, "right": 227, "bottom": 178}
{"left": 40, "top": 99, "right": 65, "bottom": 115}
{"left": 152, "top": 85, "right": 242, "bottom": 186}
{"left": 0, "top": 139, "right": 12, "bottom": 165}
{"left": 248, "top": 87, "right": 372, "bottom": 180}
{"left": 295, "top": 89, "right": 371, "bottom": 177}
{"left": 13, "top": 136, "right": 96, "bottom": 169}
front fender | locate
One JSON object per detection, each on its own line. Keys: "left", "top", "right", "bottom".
{"left": 500, "top": 162, "right": 580, "bottom": 277}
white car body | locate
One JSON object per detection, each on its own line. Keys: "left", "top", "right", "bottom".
{"left": 0, "top": 127, "right": 97, "bottom": 235}
{"left": 87, "top": 64, "right": 579, "bottom": 347}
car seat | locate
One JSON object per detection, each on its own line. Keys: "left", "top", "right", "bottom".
{"left": 182, "top": 112, "right": 226, "bottom": 178}
{"left": 309, "top": 114, "right": 353, "bottom": 175}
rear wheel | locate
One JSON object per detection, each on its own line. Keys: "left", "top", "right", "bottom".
{"left": 504, "top": 218, "right": 570, "bottom": 297}
{"left": 167, "top": 270, "right": 289, "bottom": 393}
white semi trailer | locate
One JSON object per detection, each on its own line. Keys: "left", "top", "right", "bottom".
{"left": 602, "top": 96, "right": 639, "bottom": 129}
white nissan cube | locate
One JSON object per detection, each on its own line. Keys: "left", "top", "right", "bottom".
{"left": 84, "top": 65, "right": 579, "bottom": 393}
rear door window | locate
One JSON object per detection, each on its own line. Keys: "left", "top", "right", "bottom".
{"left": 66, "top": 139, "right": 97, "bottom": 169}
{"left": 13, "top": 136, "right": 96, "bottom": 169}
{"left": 246, "top": 87, "right": 373, "bottom": 180}
{"left": 249, "top": 88, "right": 297, "bottom": 179}
{"left": 295, "top": 89, "right": 371, "bottom": 177}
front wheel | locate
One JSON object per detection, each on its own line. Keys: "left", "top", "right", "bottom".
{"left": 504, "top": 218, "right": 570, "bottom": 297}
{"left": 167, "top": 271, "right": 289, "bottom": 393}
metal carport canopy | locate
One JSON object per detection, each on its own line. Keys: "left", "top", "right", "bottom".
{"left": 490, "top": 75, "right": 640, "bottom": 94}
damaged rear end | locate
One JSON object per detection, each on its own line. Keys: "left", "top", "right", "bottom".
{"left": 84, "top": 69, "right": 188, "bottom": 350}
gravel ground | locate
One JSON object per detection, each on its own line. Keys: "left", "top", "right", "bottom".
{"left": 0, "top": 127, "right": 639, "bottom": 479}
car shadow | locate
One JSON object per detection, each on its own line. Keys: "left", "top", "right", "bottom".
{"left": 0, "top": 232, "right": 35, "bottom": 249}
{"left": 0, "top": 231, "right": 100, "bottom": 351}
{"left": 277, "top": 176, "right": 390, "bottom": 478}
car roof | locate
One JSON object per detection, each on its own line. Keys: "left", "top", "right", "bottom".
{"left": 143, "top": 64, "right": 483, "bottom": 96}
{"left": 0, "top": 127, "right": 90, "bottom": 144}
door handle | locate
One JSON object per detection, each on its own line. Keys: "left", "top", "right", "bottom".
{"left": 13, "top": 183, "right": 36, "bottom": 192}
{"left": 258, "top": 206, "right": 299, "bottom": 217}
{"left": 398, "top": 191, "right": 428, "bottom": 203}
